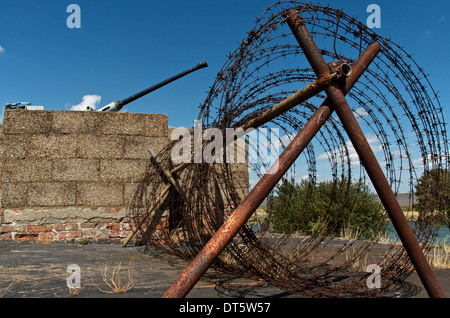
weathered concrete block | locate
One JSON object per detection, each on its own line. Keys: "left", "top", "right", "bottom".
{"left": 28, "top": 182, "right": 76, "bottom": 206}
{"left": 2, "top": 134, "right": 27, "bottom": 159}
{"left": 99, "top": 112, "right": 148, "bottom": 136}
{"left": 212, "top": 163, "right": 249, "bottom": 189}
{"left": 52, "top": 110, "right": 103, "bottom": 134}
{"left": 100, "top": 159, "right": 147, "bottom": 182}
{"left": 123, "top": 136, "right": 168, "bottom": 159}
{"left": 53, "top": 159, "right": 99, "bottom": 182}
{"left": 1, "top": 159, "right": 53, "bottom": 182}
{"left": 76, "top": 182, "right": 124, "bottom": 206}
{"left": 76, "top": 134, "right": 124, "bottom": 158}
{"left": 28, "top": 134, "right": 77, "bottom": 158}
{"left": 1, "top": 183, "right": 27, "bottom": 207}
{"left": 3, "top": 110, "right": 53, "bottom": 134}
{"left": 145, "top": 114, "right": 168, "bottom": 137}
{"left": 124, "top": 182, "right": 139, "bottom": 205}
{"left": 52, "top": 111, "right": 169, "bottom": 137}
{"left": 1, "top": 207, "right": 129, "bottom": 225}
{"left": 0, "top": 124, "right": 4, "bottom": 158}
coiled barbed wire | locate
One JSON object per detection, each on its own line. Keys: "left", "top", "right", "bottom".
{"left": 129, "top": 1, "right": 448, "bottom": 297}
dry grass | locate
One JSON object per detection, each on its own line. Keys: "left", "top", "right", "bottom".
{"left": 339, "top": 227, "right": 362, "bottom": 241}
{"left": 344, "top": 248, "right": 371, "bottom": 272}
{"left": 427, "top": 243, "right": 449, "bottom": 269}
{"left": 68, "top": 287, "right": 81, "bottom": 296}
{"left": 93, "top": 259, "right": 138, "bottom": 294}
{"left": 0, "top": 282, "right": 14, "bottom": 298}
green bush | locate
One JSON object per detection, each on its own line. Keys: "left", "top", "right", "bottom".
{"left": 270, "top": 177, "right": 385, "bottom": 239}
{"left": 415, "top": 168, "right": 450, "bottom": 229}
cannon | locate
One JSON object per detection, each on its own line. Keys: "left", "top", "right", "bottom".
{"left": 92, "top": 60, "right": 208, "bottom": 112}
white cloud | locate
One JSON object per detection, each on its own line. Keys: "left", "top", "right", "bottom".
{"left": 353, "top": 107, "right": 369, "bottom": 118}
{"left": 317, "top": 134, "right": 383, "bottom": 166}
{"left": 70, "top": 95, "right": 102, "bottom": 111}
{"left": 270, "top": 132, "right": 296, "bottom": 149}
{"left": 365, "top": 135, "right": 384, "bottom": 153}
{"left": 413, "top": 151, "right": 450, "bottom": 170}
{"left": 0, "top": 45, "right": 5, "bottom": 55}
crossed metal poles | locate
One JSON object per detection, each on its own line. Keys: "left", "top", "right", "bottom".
{"left": 160, "top": 10, "right": 445, "bottom": 298}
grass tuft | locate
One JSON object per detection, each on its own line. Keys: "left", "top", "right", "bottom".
{"left": 93, "top": 259, "right": 138, "bottom": 294}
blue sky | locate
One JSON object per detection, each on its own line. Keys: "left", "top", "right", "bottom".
{"left": 0, "top": 0, "right": 448, "bottom": 127}
{"left": 0, "top": 0, "right": 448, "bottom": 192}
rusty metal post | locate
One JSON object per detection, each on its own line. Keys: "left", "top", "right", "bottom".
{"left": 285, "top": 9, "right": 445, "bottom": 298}
{"left": 162, "top": 43, "right": 381, "bottom": 298}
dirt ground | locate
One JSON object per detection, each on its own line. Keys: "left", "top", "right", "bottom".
{"left": 0, "top": 241, "right": 448, "bottom": 299}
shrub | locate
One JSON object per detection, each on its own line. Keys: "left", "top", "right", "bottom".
{"left": 415, "top": 168, "right": 450, "bottom": 228}
{"left": 270, "top": 177, "right": 385, "bottom": 239}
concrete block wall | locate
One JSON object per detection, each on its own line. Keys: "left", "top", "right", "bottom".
{"left": 0, "top": 109, "right": 170, "bottom": 243}
{"left": 0, "top": 109, "right": 250, "bottom": 244}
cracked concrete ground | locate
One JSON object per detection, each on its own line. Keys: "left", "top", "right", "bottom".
{"left": 0, "top": 241, "right": 291, "bottom": 298}
{"left": 0, "top": 241, "right": 448, "bottom": 298}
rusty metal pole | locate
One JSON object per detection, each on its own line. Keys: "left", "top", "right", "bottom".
{"left": 162, "top": 42, "right": 381, "bottom": 298}
{"left": 285, "top": 9, "right": 445, "bottom": 298}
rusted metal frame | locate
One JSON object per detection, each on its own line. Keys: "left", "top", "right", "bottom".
{"left": 123, "top": 182, "right": 172, "bottom": 247}
{"left": 239, "top": 69, "right": 343, "bottom": 131}
{"left": 285, "top": 9, "right": 445, "bottom": 298}
{"left": 148, "top": 148, "right": 185, "bottom": 196}
{"left": 123, "top": 71, "right": 343, "bottom": 247}
{"left": 123, "top": 149, "right": 185, "bottom": 247}
{"left": 162, "top": 42, "right": 381, "bottom": 298}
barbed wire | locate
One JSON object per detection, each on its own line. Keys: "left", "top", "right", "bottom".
{"left": 128, "top": 1, "right": 448, "bottom": 297}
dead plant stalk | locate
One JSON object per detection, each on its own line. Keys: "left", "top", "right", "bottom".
{"left": 94, "top": 260, "right": 137, "bottom": 294}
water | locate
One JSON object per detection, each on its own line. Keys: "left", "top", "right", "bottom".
{"left": 250, "top": 221, "right": 450, "bottom": 245}
{"left": 385, "top": 221, "right": 450, "bottom": 245}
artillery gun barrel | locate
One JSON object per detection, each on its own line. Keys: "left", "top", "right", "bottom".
{"left": 98, "top": 61, "right": 208, "bottom": 112}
